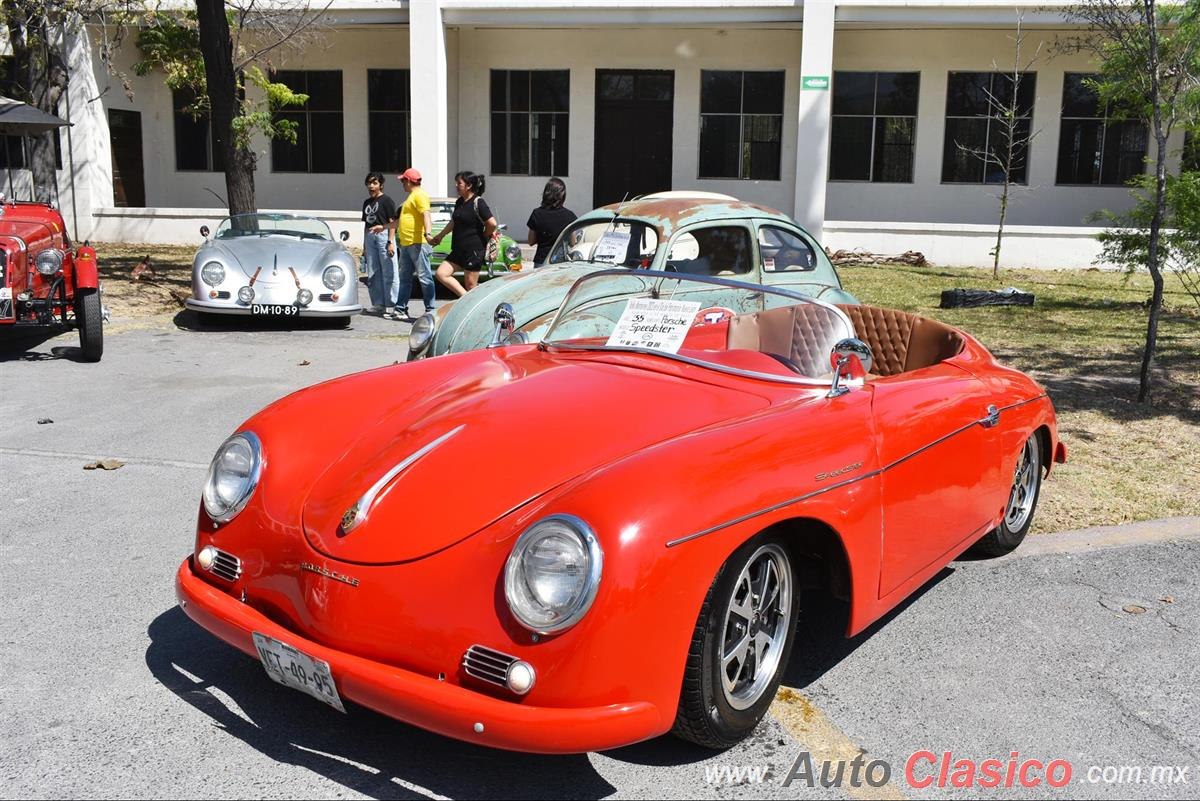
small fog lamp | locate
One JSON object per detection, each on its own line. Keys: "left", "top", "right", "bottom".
{"left": 505, "top": 661, "right": 536, "bottom": 695}
{"left": 197, "top": 546, "right": 216, "bottom": 571}
{"left": 237, "top": 286, "right": 255, "bottom": 304}
{"left": 296, "top": 288, "right": 313, "bottom": 306}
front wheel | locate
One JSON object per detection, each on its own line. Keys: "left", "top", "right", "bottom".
{"left": 75, "top": 290, "right": 103, "bottom": 362}
{"left": 972, "top": 433, "right": 1042, "bottom": 556}
{"left": 673, "top": 536, "right": 798, "bottom": 749}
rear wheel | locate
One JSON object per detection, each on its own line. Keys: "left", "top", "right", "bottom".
{"left": 75, "top": 290, "right": 103, "bottom": 362}
{"left": 673, "top": 535, "right": 798, "bottom": 749}
{"left": 972, "top": 433, "right": 1042, "bottom": 556}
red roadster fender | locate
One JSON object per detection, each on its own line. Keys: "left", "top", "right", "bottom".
{"left": 175, "top": 558, "right": 665, "bottom": 753}
{"left": 73, "top": 245, "right": 99, "bottom": 291}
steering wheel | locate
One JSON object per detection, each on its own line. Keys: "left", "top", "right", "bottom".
{"left": 764, "top": 351, "right": 807, "bottom": 375}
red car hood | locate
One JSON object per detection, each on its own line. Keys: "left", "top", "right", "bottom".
{"left": 301, "top": 353, "right": 767, "bottom": 564}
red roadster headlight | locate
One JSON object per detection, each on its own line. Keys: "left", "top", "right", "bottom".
{"left": 202, "top": 432, "right": 263, "bottom": 524}
{"left": 504, "top": 515, "right": 603, "bottom": 635}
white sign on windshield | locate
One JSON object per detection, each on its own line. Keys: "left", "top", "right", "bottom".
{"left": 606, "top": 298, "right": 702, "bottom": 354}
{"left": 591, "top": 230, "right": 631, "bottom": 262}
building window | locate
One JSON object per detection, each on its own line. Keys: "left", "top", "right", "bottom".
{"left": 1056, "top": 73, "right": 1147, "bottom": 186}
{"left": 1184, "top": 131, "right": 1199, "bottom": 173}
{"left": 490, "top": 70, "right": 569, "bottom": 176}
{"left": 271, "top": 70, "right": 344, "bottom": 174}
{"left": 0, "top": 56, "right": 62, "bottom": 171}
{"left": 173, "top": 87, "right": 223, "bottom": 172}
{"left": 699, "top": 71, "right": 784, "bottom": 180}
{"left": 942, "top": 71, "right": 1036, "bottom": 184}
{"left": 368, "top": 69, "right": 410, "bottom": 173}
{"left": 830, "top": 72, "right": 919, "bottom": 182}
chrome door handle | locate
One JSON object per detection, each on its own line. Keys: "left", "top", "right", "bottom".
{"left": 980, "top": 405, "right": 1000, "bottom": 428}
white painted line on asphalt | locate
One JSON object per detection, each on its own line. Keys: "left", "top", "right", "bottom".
{"left": 998, "top": 518, "right": 1200, "bottom": 561}
{"left": 389, "top": 776, "right": 452, "bottom": 800}
{"left": 291, "top": 744, "right": 382, "bottom": 775}
{"left": 770, "top": 688, "right": 907, "bottom": 800}
{"left": 0, "top": 446, "right": 209, "bottom": 471}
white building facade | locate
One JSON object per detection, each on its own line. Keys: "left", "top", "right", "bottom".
{"left": 4, "top": 0, "right": 1190, "bottom": 267}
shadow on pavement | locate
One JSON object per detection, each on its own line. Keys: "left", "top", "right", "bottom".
{"left": 146, "top": 606, "right": 616, "bottom": 800}
{"left": 0, "top": 327, "right": 91, "bottom": 362}
{"left": 171, "top": 309, "right": 353, "bottom": 332}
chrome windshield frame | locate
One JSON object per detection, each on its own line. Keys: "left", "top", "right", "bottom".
{"left": 540, "top": 269, "right": 854, "bottom": 387}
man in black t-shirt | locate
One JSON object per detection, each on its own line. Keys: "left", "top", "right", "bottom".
{"left": 361, "top": 172, "right": 399, "bottom": 317}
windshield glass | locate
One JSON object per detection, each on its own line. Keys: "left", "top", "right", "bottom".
{"left": 547, "top": 219, "right": 660, "bottom": 266}
{"left": 215, "top": 214, "right": 333, "bottom": 241}
{"left": 543, "top": 270, "right": 854, "bottom": 384}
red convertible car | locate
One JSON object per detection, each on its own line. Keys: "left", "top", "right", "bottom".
{"left": 0, "top": 197, "right": 103, "bottom": 361}
{"left": 175, "top": 270, "right": 1065, "bottom": 753}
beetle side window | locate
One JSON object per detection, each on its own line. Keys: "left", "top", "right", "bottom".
{"left": 758, "top": 226, "right": 818, "bottom": 272}
{"left": 666, "top": 226, "right": 753, "bottom": 276}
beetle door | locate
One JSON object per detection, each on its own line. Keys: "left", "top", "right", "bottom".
{"left": 871, "top": 364, "right": 1004, "bottom": 597}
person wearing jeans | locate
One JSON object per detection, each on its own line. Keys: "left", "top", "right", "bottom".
{"left": 361, "top": 172, "right": 399, "bottom": 316}
{"left": 393, "top": 167, "right": 436, "bottom": 320}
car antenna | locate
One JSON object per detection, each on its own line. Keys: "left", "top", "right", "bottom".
{"left": 589, "top": 192, "right": 631, "bottom": 265}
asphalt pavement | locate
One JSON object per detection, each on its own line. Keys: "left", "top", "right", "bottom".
{"left": 1, "top": 306, "right": 1197, "bottom": 800}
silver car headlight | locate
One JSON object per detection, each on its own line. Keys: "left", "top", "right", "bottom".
{"left": 322, "top": 265, "right": 346, "bottom": 290}
{"left": 505, "top": 244, "right": 523, "bottom": 262}
{"left": 200, "top": 261, "right": 225, "bottom": 287}
{"left": 408, "top": 312, "right": 436, "bottom": 355}
{"left": 504, "top": 514, "right": 602, "bottom": 635}
{"left": 202, "top": 432, "right": 263, "bottom": 524}
{"left": 35, "top": 249, "right": 64, "bottom": 275}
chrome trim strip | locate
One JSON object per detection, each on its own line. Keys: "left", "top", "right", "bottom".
{"left": 666, "top": 394, "right": 1049, "bottom": 548}
{"left": 341, "top": 425, "right": 465, "bottom": 534}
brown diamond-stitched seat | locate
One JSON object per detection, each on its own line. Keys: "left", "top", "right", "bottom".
{"left": 726, "top": 303, "right": 850, "bottom": 377}
{"left": 836, "top": 305, "right": 964, "bottom": 377}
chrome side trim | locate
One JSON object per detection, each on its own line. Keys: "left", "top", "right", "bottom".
{"left": 340, "top": 425, "right": 465, "bottom": 534}
{"left": 666, "top": 394, "right": 1049, "bottom": 548}
{"left": 462, "top": 645, "right": 517, "bottom": 688}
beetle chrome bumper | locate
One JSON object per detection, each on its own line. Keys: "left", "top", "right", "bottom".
{"left": 185, "top": 298, "right": 362, "bottom": 316}
{"left": 174, "top": 558, "right": 664, "bottom": 753}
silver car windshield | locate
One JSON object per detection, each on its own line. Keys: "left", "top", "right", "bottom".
{"left": 215, "top": 214, "right": 333, "bottom": 241}
{"left": 542, "top": 270, "right": 854, "bottom": 385}
{"left": 548, "top": 219, "right": 660, "bottom": 267}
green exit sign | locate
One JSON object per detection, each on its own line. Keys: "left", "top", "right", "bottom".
{"left": 802, "top": 75, "right": 830, "bottom": 90}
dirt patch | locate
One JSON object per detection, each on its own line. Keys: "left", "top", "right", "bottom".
{"left": 95, "top": 242, "right": 197, "bottom": 320}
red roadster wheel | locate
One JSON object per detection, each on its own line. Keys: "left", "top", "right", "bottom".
{"left": 972, "top": 433, "right": 1042, "bottom": 557}
{"left": 75, "top": 290, "right": 103, "bottom": 362}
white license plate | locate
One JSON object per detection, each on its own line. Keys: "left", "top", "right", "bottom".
{"left": 252, "top": 632, "right": 345, "bottom": 712}
{"left": 251, "top": 303, "right": 299, "bottom": 316}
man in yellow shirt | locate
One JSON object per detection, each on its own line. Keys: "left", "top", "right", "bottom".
{"left": 393, "top": 167, "right": 436, "bottom": 321}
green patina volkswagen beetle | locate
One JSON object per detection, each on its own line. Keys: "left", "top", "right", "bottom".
{"left": 407, "top": 192, "right": 857, "bottom": 360}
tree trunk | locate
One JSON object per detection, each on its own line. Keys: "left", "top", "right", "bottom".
{"left": 1138, "top": 0, "right": 1166, "bottom": 404}
{"left": 4, "top": 17, "right": 65, "bottom": 203}
{"left": 994, "top": 179, "right": 1009, "bottom": 279}
{"left": 195, "top": 0, "right": 257, "bottom": 216}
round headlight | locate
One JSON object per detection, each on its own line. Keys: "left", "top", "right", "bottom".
{"left": 200, "top": 261, "right": 225, "bottom": 287}
{"left": 202, "top": 432, "right": 263, "bottom": 524}
{"left": 322, "top": 265, "right": 346, "bottom": 290}
{"left": 504, "top": 514, "right": 602, "bottom": 634}
{"left": 237, "top": 286, "right": 255, "bottom": 304}
{"left": 505, "top": 244, "right": 523, "bottom": 262}
{"left": 35, "top": 249, "right": 64, "bottom": 275}
{"left": 296, "top": 288, "right": 313, "bottom": 306}
{"left": 408, "top": 312, "right": 436, "bottom": 355}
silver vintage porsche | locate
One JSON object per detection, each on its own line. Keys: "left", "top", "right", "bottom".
{"left": 186, "top": 213, "right": 362, "bottom": 322}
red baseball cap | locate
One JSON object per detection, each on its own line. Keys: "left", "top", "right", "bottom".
{"left": 399, "top": 167, "right": 422, "bottom": 183}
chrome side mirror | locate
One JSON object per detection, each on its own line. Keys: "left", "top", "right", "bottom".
{"left": 200, "top": 225, "right": 210, "bottom": 239}
{"left": 489, "top": 302, "right": 516, "bottom": 348}
{"left": 827, "top": 338, "right": 873, "bottom": 398}
{"left": 340, "top": 230, "right": 350, "bottom": 242}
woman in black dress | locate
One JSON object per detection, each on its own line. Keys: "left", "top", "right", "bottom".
{"left": 427, "top": 171, "right": 497, "bottom": 297}
{"left": 526, "top": 177, "right": 576, "bottom": 268}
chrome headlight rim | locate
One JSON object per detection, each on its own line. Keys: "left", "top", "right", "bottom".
{"left": 504, "top": 514, "right": 603, "bottom": 635}
{"left": 35, "top": 249, "right": 65, "bottom": 276}
{"left": 202, "top": 431, "right": 263, "bottom": 525}
{"left": 200, "top": 261, "right": 226, "bottom": 287}
{"left": 322, "top": 264, "right": 346, "bottom": 290}
{"left": 504, "top": 244, "right": 523, "bottom": 263}
{"left": 408, "top": 312, "right": 436, "bottom": 355}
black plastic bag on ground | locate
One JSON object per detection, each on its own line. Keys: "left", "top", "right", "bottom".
{"left": 940, "top": 287, "right": 1034, "bottom": 308}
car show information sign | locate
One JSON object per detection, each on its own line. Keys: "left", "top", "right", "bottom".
{"left": 606, "top": 298, "right": 702, "bottom": 354}
{"left": 591, "top": 230, "right": 631, "bottom": 262}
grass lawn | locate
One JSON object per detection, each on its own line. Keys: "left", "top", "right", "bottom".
{"left": 840, "top": 264, "right": 1200, "bottom": 534}
{"left": 95, "top": 242, "right": 1199, "bottom": 534}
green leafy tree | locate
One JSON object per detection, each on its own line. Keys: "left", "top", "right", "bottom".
{"left": 1062, "top": 0, "right": 1200, "bottom": 403}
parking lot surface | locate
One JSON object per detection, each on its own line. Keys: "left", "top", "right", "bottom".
{"left": 1, "top": 315, "right": 1197, "bottom": 800}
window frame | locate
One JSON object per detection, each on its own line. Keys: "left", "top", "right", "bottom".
{"left": 697, "top": 69, "right": 786, "bottom": 182}
{"left": 664, "top": 222, "right": 757, "bottom": 277}
{"left": 1055, "top": 72, "right": 1148, "bottom": 187}
{"left": 490, "top": 69, "right": 570, "bottom": 177}
{"left": 172, "top": 87, "right": 222, "bottom": 173}
{"left": 829, "top": 71, "right": 920, "bottom": 184}
{"left": 270, "top": 69, "right": 345, "bottom": 175}
{"left": 941, "top": 70, "right": 1037, "bottom": 186}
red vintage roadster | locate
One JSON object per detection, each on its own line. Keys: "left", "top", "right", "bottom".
{"left": 0, "top": 198, "right": 103, "bottom": 361}
{"left": 175, "top": 270, "right": 1065, "bottom": 753}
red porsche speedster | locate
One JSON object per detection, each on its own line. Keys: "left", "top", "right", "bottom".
{"left": 175, "top": 270, "right": 1065, "bottom": 753}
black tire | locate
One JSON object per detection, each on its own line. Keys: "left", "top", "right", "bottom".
{"left": 75, "top": 290, "right": 103, "bottom": 362}
{"left": 972, "top": 433, "right": 1043, "bottom": 557}
{"left": 673, "top": 534, "right": 799, "bottom": 749}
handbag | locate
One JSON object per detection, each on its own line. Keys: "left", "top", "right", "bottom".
{"left": 474, "top": 197, "right": 500, "bottom": 263}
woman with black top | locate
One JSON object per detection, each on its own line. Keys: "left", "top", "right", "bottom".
{"left": 527, "top": 177, "right": 576, "bottom": 268}
{"left": 427, "top": 171, "right": 496, "bottom": 297}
